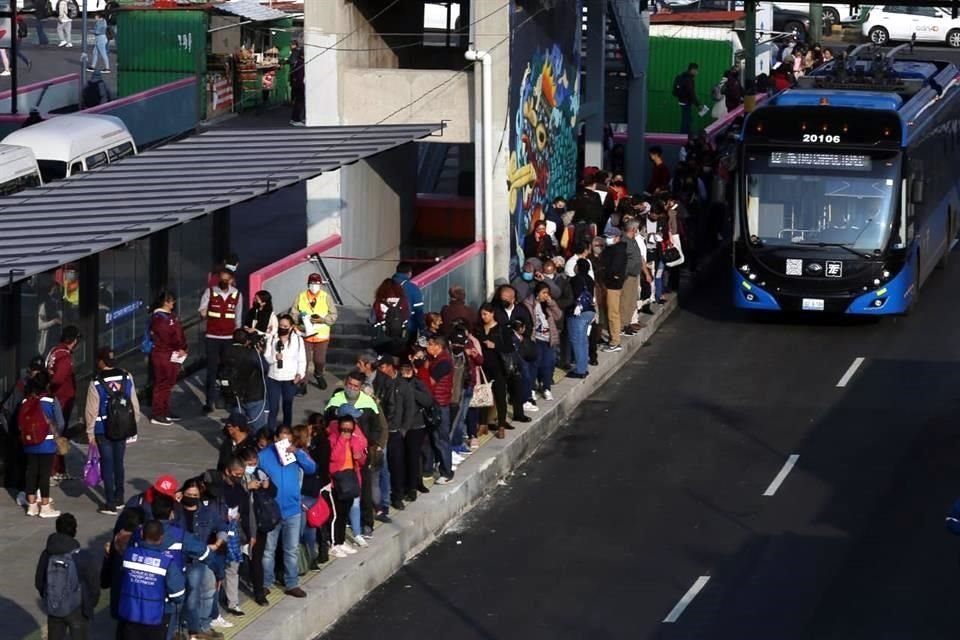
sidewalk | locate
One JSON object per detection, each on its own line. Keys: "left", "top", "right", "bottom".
{"left": 4, "top": 283, "right": 692, "bottom": 640}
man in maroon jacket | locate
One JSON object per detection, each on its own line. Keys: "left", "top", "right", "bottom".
{"left": 45, "top": 325, "right": 80, "bottom": 482}
{"left": 418, "top": 336, "right": 455, "bottom": 484}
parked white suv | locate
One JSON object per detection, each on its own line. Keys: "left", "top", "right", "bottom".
{"left": 863, "top": 5, "right": 960, "bottom": 48}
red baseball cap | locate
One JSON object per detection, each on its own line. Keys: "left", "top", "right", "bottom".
{"left": 153, "top": 474, "right": 178, "bottom": 497}
{"left": 307, "top": 273, "right": 323, "bottom": 284}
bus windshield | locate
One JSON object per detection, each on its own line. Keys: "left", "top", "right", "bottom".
{"left": 744, "top": 150, "right": 901, "bottom": 253}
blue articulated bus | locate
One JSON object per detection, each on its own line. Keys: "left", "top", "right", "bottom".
{"left": 733, "top": 46, "right": 960, "bottom": 314}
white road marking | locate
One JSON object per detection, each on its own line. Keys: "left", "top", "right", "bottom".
{"left": 663, "top": 576, "right": 711, "bottom": 623}
{"left": 836, "top": 357, "right": 865, "bottom": 388}
{"left": 762, "top": 454, "right": 800, "bottom": 497}
{"left": 183, "top": 379, "right": 205, "bottom": 403}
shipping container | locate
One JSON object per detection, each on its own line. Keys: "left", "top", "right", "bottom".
{"left": 646, "top": 36, "right": 733, "bottom": 133}
{"left": 117, "top": 9, "right": 208, "bottom": 74}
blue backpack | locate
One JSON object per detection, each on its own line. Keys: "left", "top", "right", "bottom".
{"left": 44, "top": 551, "right": 82, "bottom": 617}
{"left": 945, "top": 498, "right": 960, "bottom": 535}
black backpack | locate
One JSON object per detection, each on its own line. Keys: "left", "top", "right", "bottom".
{"left": 252, "top": 476, "right": 281, "bottom": 532}
{"left": 44, "top": 551, "right": 82, "bottom": 618}
{"left": 383, "top": 302, "right": 405, "bottom": 339}
{"left": 672, "top": 73, "right": 684, "bottom": 99}
{"left": 99, "top": 374, "right": 137, "bottom": 441}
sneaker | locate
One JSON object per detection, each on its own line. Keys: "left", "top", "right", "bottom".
{"left": 151, "top": 416, "right": 173, "bottom": 426}
{"left": 435, "top": 475, "right": 454, "bottom": 485}
{"left": 623, "top": 328, "right": 638, "bottom": 337}
{"left": 16, "top": 491, "right": 27, "bottom": 507}
{"left": 58, "top": 41, "right": 67, "bottom": 46}
{"left": 39, "top": 503, "right": 61, "bottom": 518}
{"left": 567, "top": 371, "right": 588, "bottom": 379}
{"left": 224, "top": 605, "right": 245, "bottom": 616}
{"left": 98, "top": 504, "right": 120, "bottom": 515}
{"left": 452, "top": 452, "right": 466, "bottom": 465}
{"left": 86, "top": 67, "right": 95, "bottom": 72}
{"left": 353, "top": 535, "right": 369, "bottom": 548}
{"left": 330, "top": 545, "right": 348, "bottom": 558}
{"left": 542, "top": 389, "right": 554, "bottom": 401}
{"left": 453, "top": 444, "right": 472, "bottom": 455}
{"left": 290, "top": 120, "right": 306, "bottom": 127}
{"left": 102, "top": 69, "right": 111, "bottom": 74}
{"left": 210, "top": 616, "right": 234, "bottom": 629}
{"left": 26, "top": 502, "right": 39, "bottom": 517}
{"left": 285, "top": 587, "right": 307, "bottom": 598}
{"left": 375, "top": 511, "right": 392, "bottom": 524}
{"left": 65, "top": 43, "right": 73, "bottom": 47}
{"left": 600, "top": 344, "right": 623, "bottom": 353}
{"left": 523, "top": 401, "right": 539, "bottom": 413}
{"left": 341, "top": 542, "right": 358, "bottom": 555}
{"left": 168, "top": 414, "right": 183, "bottom": 422}
{"left": 315, "top": 374, "right": 327, "bottom": 390}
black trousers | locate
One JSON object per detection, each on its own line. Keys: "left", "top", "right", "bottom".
{"left": 403, "top": 428, "right": 426, "bottom": 493}
{"left": 386, "top": 431, "right": 405, "bottom": 500}
{"left": 251, "top": 533, "right": 267, "bottom": 597}
{"left": 360, "top": 462, "right": 375, "bottom": 529}
{"left": 118, "top": 617, "right": 168, "bottom": 640}
{"left": 588, "top": 318, "right": 600, "bottom": 362}
{"left": 204, "top": 337, "right": 232, "bottom": 406}
{"left": 291, "top": 81, "right": 305, "bottom": 122}
{"left": 26, "top": 453, "right": 54, "bottom": 498}
{"left": 48, "top": 609, "right": 88, "bottom": 640}
{"left": 333, "top": 497, "right": 352, "bottom": 545}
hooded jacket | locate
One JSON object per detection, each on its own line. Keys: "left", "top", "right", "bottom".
{"left": 35, "top": 532, "right": 101, "bottom": 620}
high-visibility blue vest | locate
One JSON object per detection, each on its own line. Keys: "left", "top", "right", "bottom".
{"left": 118, "top": 545, "right": 178, "bottom": 626}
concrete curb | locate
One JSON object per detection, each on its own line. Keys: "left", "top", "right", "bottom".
{"left": 235, "top": 293, "right": 679, "bottom": 640}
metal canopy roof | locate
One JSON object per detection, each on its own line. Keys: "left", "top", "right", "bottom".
{"left": 216, "top": 0, "right": 289, "bottom": 21}
{"left": 0, "top": 123, "right": 443, "bottom": 284}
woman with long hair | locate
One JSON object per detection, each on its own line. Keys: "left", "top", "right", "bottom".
{"left": 244, "top": 290, "right": 278, "bottom": 337}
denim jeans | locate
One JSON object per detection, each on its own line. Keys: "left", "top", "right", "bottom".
{"left": 348, "top": 497, "right": 361, "bottom": 536}
{"left": 243, "top": 398, "right": 268, "bottom": 432}
{"left": 377, "top": 442, "right": 391, "bottom": 510}
{"left": 567, "top": 311, "right": 595, "bottom": 375}
{"left": 185, "top": 563, "right": 216, "bottom": 633}
{"left": 534, "top": 340, "right": 556, "bottom": 392}
{"left": 451, "top": 386, "right": 473, "bottom": 448}
{"left": 300, "top": 494, "right": 318, "bottom": 557}
{"left": 95, "top": 435, "right": 126, "bottom": 507}
{"left": 90, "top": 33, "right": 109, "bottom": 70}
{"left": 429, "top": 406, "right": 453, "bottom": 478}
{"left": 263, "top": 512, "right": 301, "bottom": 589}
{"left": 654, "top": 259, "right": 665, "bottom": 300}
{"left": 520, "top": 360, "right": 535, "bottom": 403}
{"left": 266, "top": 378, "right": 298, "bottom": 429}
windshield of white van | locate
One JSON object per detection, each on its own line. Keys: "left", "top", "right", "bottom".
{"left": 37, "top": 160, "right": 68, "bottom": 183}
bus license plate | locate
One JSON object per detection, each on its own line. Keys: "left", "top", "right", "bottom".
{"left": 802, "top": 298, "right": 825, "bottom": 311}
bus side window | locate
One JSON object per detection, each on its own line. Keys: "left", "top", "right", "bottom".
{"left": 107, "top": 142, "right": 134, "bottom": 162}
{"left": 86, "top": 152, "right": 108, "bottom": 170}
{"left": 69, "top": 162, "right": 83, "bottom": 176}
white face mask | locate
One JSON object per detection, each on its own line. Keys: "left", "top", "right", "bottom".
{"left": 605, "top": 237, "right": 617, "bottom": 246}
{"left": 308, "top": 284, "right": 321, "bottom": 294}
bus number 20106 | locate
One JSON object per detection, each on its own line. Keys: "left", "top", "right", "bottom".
{"left": 802, "top": 134, "right": 841, "bottom": 143}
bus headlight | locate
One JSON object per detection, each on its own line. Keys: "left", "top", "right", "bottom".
{"left": 748, "top": 273, "right": 757, "bottom": 281}
{"left": 873, "top": 278, "right": 881, "bottom": 286}
{"left": 739, "top": 264, "right": 751, "bottom": 273}
{"left": 882, "top": 270, "right": 891, "bottom": 279}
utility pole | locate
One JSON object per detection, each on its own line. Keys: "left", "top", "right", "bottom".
{"left": 809, "top": 3, "right": 823, "bottom": 43}
{"left": 744, "top": 1, "right": 756, "bottom": 90}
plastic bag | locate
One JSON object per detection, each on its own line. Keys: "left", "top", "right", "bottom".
{"left": 83, "top": 444, "right": 101, "bottom": 488}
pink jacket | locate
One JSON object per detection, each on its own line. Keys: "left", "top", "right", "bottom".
{"left": 327, "top": 421, "right": 368, "bottom": 484}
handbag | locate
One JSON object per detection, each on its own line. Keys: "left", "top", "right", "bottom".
{"left": 83, "top": 444, "right": 101, "bottom": 488}
{"left": 469, "top": 368, "right": 494, "bottom": 408}
{"left": 332, "top": 469, "right": 360, "bottom": 501}
{"left": 662, "top": 233, "right": 685, "bottom": 267}
{"left": 306, "top": 495, "right": 331, "bottom": 528}
{"left": 55, "top": 436, "right": 70, "bottom": 456}
{"left": 421, "top": 404, "right": 442, "bottom": 430}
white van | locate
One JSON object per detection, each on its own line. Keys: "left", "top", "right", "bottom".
{"left": 1, "top": 114, "right": 137, "bottom": 183}
{"left": 0, "top": 144, "right": 42, "bottom": 196}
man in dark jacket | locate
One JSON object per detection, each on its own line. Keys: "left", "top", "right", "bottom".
{"left": 398, "top": 361, "right": 433, "bottom": 501}
{"left": 601, "top": 229, "right": 628, "bottom": 353}
{"left": 676, "top": 62, "right": 700, "bottom": 134}
{"left": 374, "top": 356, "right": 415, "bottom": 511}
{"left": 219, "top": 329, "right": 268, "bottom": 431}
{"left": 35, "top": 513, "right": 100, "bottom": 640}
{"left": 492, "top": 285, "right": 533, "bottom": 339}
{"left": 289, "top": 40, "right": 305, "bottom": 126}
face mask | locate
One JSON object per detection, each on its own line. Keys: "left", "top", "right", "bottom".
{"left": 345, "top": 388, "right": 360, "bottom": 401}
{"left": 605, "top": 237, "right": 616, "bottom": 246}
{"left": 500, "top": 298, "right": 512, "bottom": 308}
{"left": 308, "top": 284, "right": 321, "bottom": 294}
{"left": 278, "top": 327, "right": 291, "bottom": 336}
{"left": 521, "top": 272, "right": 534, "bottom": 282}
{"left": 181, "top": 496, "right": 200, "bottom": 508}
{"left": 219, "top": 279, "right": 230, "bottom": 290}
{"left": 245, "top": 465, "right": 257, "bottom": 475}
{"left": 592, "top": 246, "right": 603, "bottom": 256}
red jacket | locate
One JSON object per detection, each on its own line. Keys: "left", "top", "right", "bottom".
{"left": 150, "top": 310, "right": 187, "bottom": 354}
{"left": 45, "top": 344, "right": 75, "bottom": 408}
{"left": 418, "top": 349, "right": 454, "bottom": 407}
{"left": 327, "top": 421, "right": 368, "bottom": 485}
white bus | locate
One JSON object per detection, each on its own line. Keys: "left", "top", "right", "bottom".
{"left": 0, "top": 144, "right": 42, "bottom": 196}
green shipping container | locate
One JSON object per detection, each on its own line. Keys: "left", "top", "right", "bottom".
{"left": 117, "top": 70, "right": 206, "bottom": 119}
{"left": 117, "top": 9, "right": 208, "bottom": 74}
{"left": 646, "top": 36, "right": 732, "bottom": 134}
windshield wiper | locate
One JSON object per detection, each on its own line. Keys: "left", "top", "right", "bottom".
{"left": 791, "top": 242, "right": 874, "bottom": 259}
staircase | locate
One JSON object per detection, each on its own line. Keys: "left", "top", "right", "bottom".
{"left": 325, "top": 305, "right": 374, "bottom": 381}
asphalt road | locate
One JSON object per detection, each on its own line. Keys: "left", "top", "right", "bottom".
{"left": 322, "top": 245, "right": 960, "bottom": 640}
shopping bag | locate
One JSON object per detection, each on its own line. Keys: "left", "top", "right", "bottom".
{"left": 469, "top": 368, "right": 494, "bottom": 408}
{"left": 662, "top": 233, "right": 685, "bottom": 268}
{"left": 83, "top": 444, "right": 101, "bottom": 488}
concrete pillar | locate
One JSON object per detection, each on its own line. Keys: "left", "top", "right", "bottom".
{"left": 584, "top": 0, "right": 607, "bottom": 169}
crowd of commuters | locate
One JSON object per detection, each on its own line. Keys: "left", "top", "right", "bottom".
{"left": 16, "top": 128, "right": 726, "bottom": 637}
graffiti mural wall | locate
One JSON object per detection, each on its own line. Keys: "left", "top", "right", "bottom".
{"left": 508, "top": 0, "right": 582, "bottom": 273}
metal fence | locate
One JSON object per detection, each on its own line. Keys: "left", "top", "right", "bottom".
{"left": 412, "top": 241, "right": 485, "bottom": 313}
